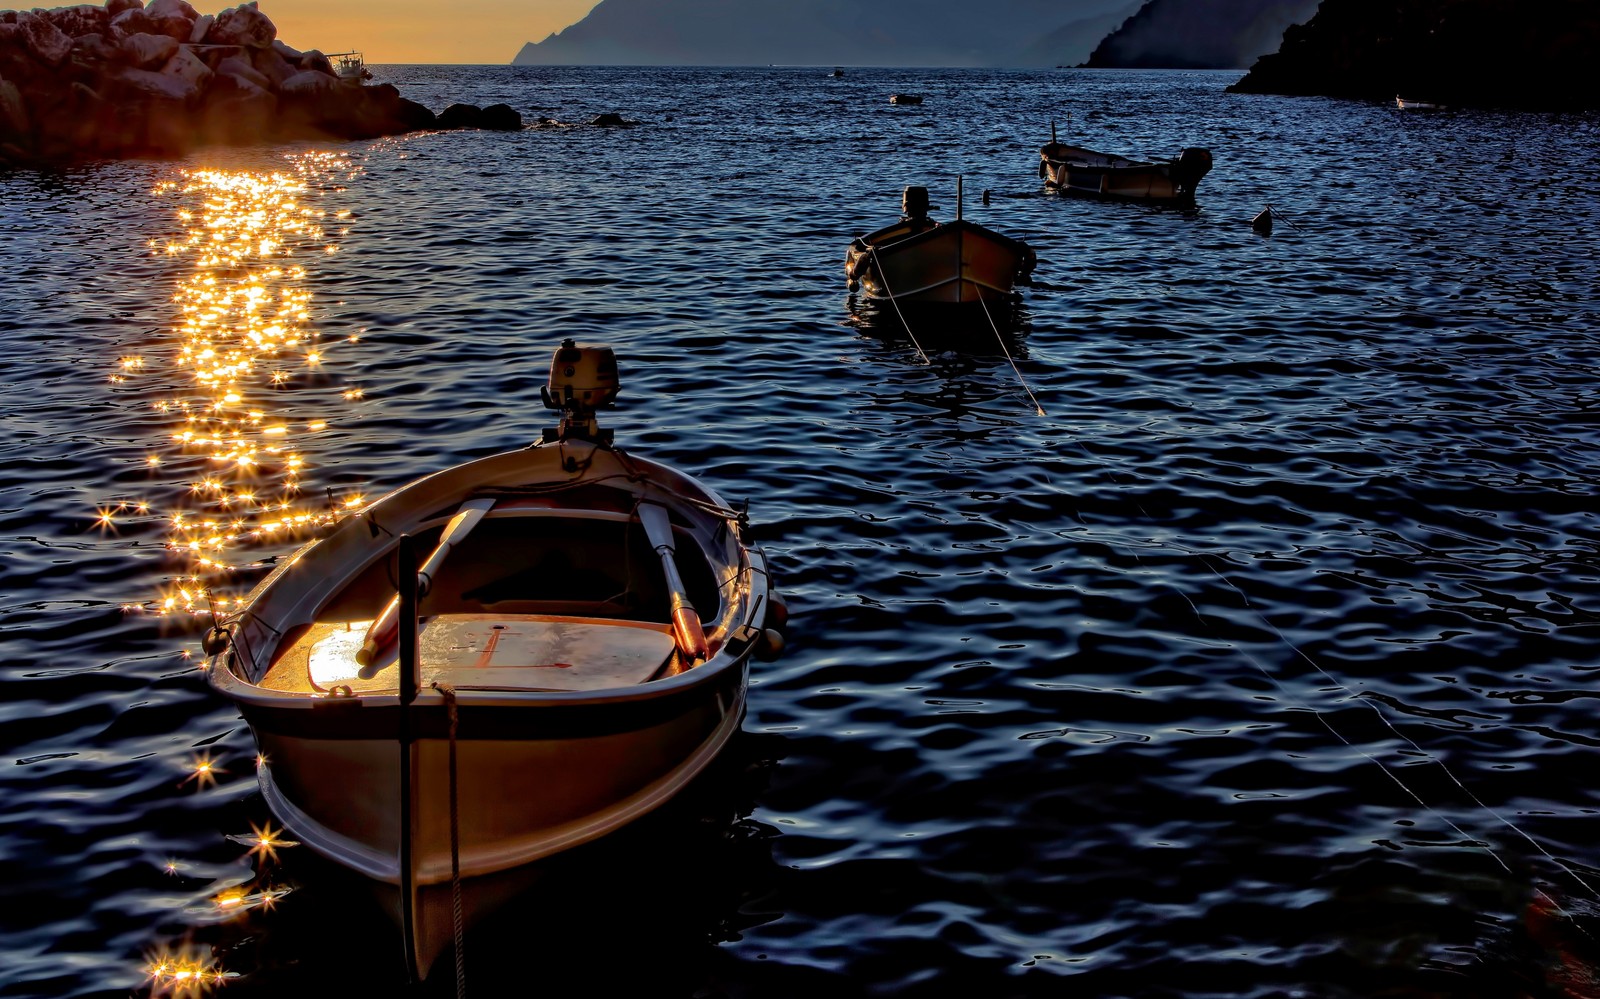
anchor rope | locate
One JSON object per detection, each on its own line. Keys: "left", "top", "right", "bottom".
{"left": 977, "top": 294, "right": 1046, "bottom": 416}
{"left": 1055, "top": 431, "right": 1600, "bottom": 937}
{"left": 432, "top": 680, "right": 467, "bottom": 999}
{"left": 868, "top": 245, "right": 932, "bottom": 365}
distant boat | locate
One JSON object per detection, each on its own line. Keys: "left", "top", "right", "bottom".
{"left": 329, "top": 50, "right": 372, "bottom": 83}
{"left": 845, "top": 182, "right": 1036, "bottom": 307}
{"left": 1039, "top": 125, "right": 1212, "bottom": 205}
{"left": 1395, "top": 95, "right": 1445, "bottom": 110}
{"left": 889, "top": 93, "right": 923, "bottom": 105}
{"left": 830, "top": 67, "right": 845, "bottom": 77}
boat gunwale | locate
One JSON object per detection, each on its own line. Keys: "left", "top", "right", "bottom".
{"left": 209, "top": 441, "right": 769, "bottom": 713}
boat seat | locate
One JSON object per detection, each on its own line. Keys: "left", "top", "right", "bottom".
{"left": 266, "top": 614, "right": 676, "bottom": 694}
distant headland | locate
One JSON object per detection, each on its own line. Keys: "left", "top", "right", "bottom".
{"left": 0, "top": 0, "right": 520, "bottom": 168}
{"left": 1231, "top": 0, "right": 1600, "bottom": 109}
{"left": 1082, "top": 0, "right": 1320, "bottom": 70}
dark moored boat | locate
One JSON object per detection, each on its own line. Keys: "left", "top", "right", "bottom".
{"left": 1039, "top": 128, "right": 1213, "bottom": 205}
{"left": 845, "top": 184, "right": 1036, "bottom": 307}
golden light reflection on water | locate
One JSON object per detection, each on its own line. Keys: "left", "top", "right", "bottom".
{"left": 123, "top": 155, "right": 367, "bottom": 988}
{"left": 111, "top": 153, "right": 370, "bottom": 622}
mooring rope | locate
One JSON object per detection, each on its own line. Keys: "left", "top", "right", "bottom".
{"left": 431, "top": 680, "right": 467, "bottom": 999}
{"left": 977, "top": 294, "right": 1046, "bottom": 416}
{"left": 868, "top": 246, "right": 932, "bottom": 364}
{"left": 1054, "top": 431, "right": 1600, "bottom": 939}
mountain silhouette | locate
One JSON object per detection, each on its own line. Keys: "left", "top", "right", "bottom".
{"left": 1083, "top": 0, "right": 1322, "bottom": 69}
{"left": 512, "top": 0, "right": 1135, "bottom": 66}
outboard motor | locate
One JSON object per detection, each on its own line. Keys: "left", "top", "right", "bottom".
{"left": 901, "top": 185, "right": 930, "bottom": 221}
{"left": 542, "top": 338, "right": 619, "bottom": 443}
{"left": 1171, "top": 148, "right": 1214, "bottom": 195}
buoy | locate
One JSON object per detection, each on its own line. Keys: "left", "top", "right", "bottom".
{"left": 1251, "top": 205, "right": 1274, "bottom": 235}
{"left": 201, "top": 626, "right": 231, "bottom": 657}
{"left": 757, "top": 628, "right": 785, "bottom": 662}
{"left": 768, "top": 589, "right": 789, "bottom": 631}
{"left": 982, "top": 189, "right": 991, "bottom": 206}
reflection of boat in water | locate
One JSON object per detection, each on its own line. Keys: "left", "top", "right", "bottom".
{"left": 205, "top": 340, "right": 787, "bottom": 981}
{"left": 329, "top": 50, "right": 372, "bottom": 82}
{"left": 845, "top": 182, "right": 1036, "bottom": 309}
{"left": 1039, "top": 124, "right": 1212, "bottom": 204}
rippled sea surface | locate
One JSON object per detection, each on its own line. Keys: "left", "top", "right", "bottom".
{"left": 3, "top": 66, "right": 1600, "bottom": 998}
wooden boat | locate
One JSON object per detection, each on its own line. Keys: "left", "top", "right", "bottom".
{"left": 329, "top": 50, "right": 372, "bottom": 82}
{"left": 204, "top": 340, "right": 786, "bottom": 980}
{"left": 1039, "top": 126, "right": 1213, "bottom": 204}
{"left": 845, "top": 182, "right": 1036, "bottom": 307}
{"left": 1395, "top": 95, "right": 1445, "bottom": 110}
{"left": 889, "top": 93, "right": 923, "bottom": 105}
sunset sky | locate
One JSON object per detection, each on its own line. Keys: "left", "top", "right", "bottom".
{"left": 260, "top": 0, "right": 599, "bottom": 64}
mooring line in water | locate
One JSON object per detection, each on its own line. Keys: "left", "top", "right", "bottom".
{"left": 1053, "top": 433, "right": 1600, "bottom": 925}
{"left": 868, "top": 246, "right": 932, "bottom": 365}
{"left": 977, "top": 294, "right": 1046, "bottom": 416}
{"left": 1191, "top": 555, "right": 1600, "bottom": 903}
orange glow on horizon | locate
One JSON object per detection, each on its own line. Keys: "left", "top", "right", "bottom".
{"left": 260, "top": 0, "right": 601, "bottom": 64}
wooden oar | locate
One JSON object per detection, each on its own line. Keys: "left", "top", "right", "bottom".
{"left": 638, "top": 502, "right": 710, "bottom": 662}
{"left": 355, "top": 497, "right": 495, "bottom": 670}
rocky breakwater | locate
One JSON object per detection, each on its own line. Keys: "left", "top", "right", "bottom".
{"left": 0, "top": 0, "right": 522, "bottom": 167}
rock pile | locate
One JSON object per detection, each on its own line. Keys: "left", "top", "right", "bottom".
{"left": 0, "top": 0, "right": 522, "bottom": 167}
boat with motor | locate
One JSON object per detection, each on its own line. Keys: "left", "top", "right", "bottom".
{"left": 204, "top": 340, "right": 787, "bottom": 980}
{"left": 845, "top": 181, "right": 1036, "bottom": 308}
{"left": 1395, "top": 95, "right": 1445, "bottom": 110}
{"left": 1039, "top": 124, "right": 1212, "bottom": 204}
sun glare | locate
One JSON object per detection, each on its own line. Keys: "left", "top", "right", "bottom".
{"left": 103, "top": 156, "right": 374, "bottom": 618}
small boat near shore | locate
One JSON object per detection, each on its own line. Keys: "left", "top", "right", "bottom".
{"left": 204, "top": 340, "right": 786, "bottom": 980}
{"left": 330, "top": 50, "right": 372, "bottom": 82}
{"left": 1395, "top": 95, "right": 1445, "bottom": 110}
{"left": 1039, "top": 126, "right": 1213, "bottom": 204}
{"left": 889, "top": 93, "right": 923, "bottom": 105}
{"left": 845, "top": 182, "right": 1036, "bottom": 308}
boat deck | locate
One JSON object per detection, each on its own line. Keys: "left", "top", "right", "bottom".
{"left": 263, "top": 613, "right": 680, "bottom": 694}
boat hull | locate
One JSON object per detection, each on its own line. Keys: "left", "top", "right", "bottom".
{"left": 207, "top": 441, "right": 776, "bottom": 979}
{"left": 1040, "top": 143, "right": 1212, "bottom": 204}
{"left": 846, "top": 218, "right": 1034, "bottom": 306}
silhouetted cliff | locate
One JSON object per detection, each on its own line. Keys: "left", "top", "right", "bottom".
{"left": 512, "top": 0, "right": 1132, "bottom": 67}
{"left": 1230, "top": 0, "right": 1600, "bottom": 108}
{"left": 1084, "top": 0, "right": 1321, "bottom": 69}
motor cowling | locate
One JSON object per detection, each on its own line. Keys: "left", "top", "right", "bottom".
{"left": 901, "top": 185, "right": 929, "bottom": 220}
{"left": 545, "top": 339, "right": 619, "bottom": 417}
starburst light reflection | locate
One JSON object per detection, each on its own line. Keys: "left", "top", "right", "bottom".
{"left": 103, "top": 155, "right": 372, "bottom": 620}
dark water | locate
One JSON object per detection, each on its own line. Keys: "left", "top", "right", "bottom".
{"left": 3, "top": 65, "right": 1600, "bottom": 998}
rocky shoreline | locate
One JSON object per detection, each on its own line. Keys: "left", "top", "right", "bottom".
{"left": 1230, "top": 0, "right": 1600, "bottom": 110}
{"left": 0, "top": 0, "right": 521, "bottom": 168}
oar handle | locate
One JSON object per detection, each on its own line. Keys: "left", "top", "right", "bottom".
{"left": 356, "top": 499, "right": 494, "bottom": 669}
{"left": 639, "top": 502, "right": 710, "bottom": 662}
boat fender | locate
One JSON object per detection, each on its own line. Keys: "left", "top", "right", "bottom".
{"left": 757, "top": 628, "right": 785, "bottom": 662}
{"left": 201, "top": 625, "right": 231, "bottom": 657}
{"left": 767, "top": 589, "right": 789, "bottom": 631}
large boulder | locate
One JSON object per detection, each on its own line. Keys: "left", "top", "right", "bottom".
{"left": 113, "top": 65, "right": 196, "bottom": 101}
{"left": 160, "top": 44, "right": 212, "bottom": 92}
{"left": 16, "top": 11, "right": 75, "bottom": 66}
{"left": 437, "top": 102, "right": 483, "bottom": 129}
{"left": 121, "top": 31, "right": 179, "bottom": 68}
{"left": 480, "top": 102, "right": 522, "bottom": 130}
{"left": 208, "top": 1, "right": 275, "bottom": 48}
{"left": 187, "top": 14, "right": 212, "bottom": 42}
{"left": 215, "top": 52, "right": 269, "bottom": 90}
{"left": 146, "top": 0, "right": 200, "bottom": 18}
{"left": 106, "top": 0, "right": 145, "bottom": 15}
{"left": 48, "top": 5, "right": 111, "bottom": 38}
{"left": 108, "top": 6, "right": 156, "bottom": 40}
